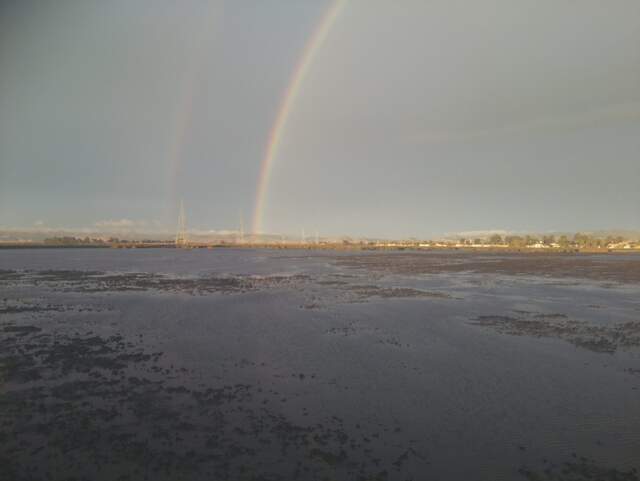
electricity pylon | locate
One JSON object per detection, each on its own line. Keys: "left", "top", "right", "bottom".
{"left": 175, "top": 199, "right": 188, "bottom": 248}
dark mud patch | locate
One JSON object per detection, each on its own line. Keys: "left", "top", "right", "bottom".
{"left": 0, "top": 304, "right": 60, "bottom": 314}
{"left": 2, "top": 324, "right": 42, "bottom": 334}
{"left": 519, "top": 456, "right": 639, "bottom": 481}
{"left": 346, "top": 285, "right": 454, "bottom": 301}
{"left": 324, "top": 323, "right": 408, "bottom": 348}
{"left": 298, "top": 279, "right": 454, "bottom": 310}
{"left": 0, "top": 269, "right": 311, "bottom": 296}
{"left": 37, "top": 269, "right": 104, "bottom": 281}
{"left": 317, "top": 280, "right": 350, "bottom": 286}
{"left": 0, "top": 269, "right": 24, "bottom": 281}
{"left": 325, "top": 320, "right": 383, "bottom": 338}
{"left": 471, "top": 313, "right": 640, "bottom": 353}
{"left": 0, "top": 298, "right": 79, "bottom": 315}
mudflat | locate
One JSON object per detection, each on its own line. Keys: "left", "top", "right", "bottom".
{"left": 335, "top": 250, "right": 640, "bottom": 283}
{"left": 1, "top": 249, "right": 639, "bottom": 481}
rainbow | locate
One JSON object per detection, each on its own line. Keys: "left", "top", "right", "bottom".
{"left": 252, "top": 0, "right": 345, "bottom": 234}
{"left": 167, "top": 2, "right": 222, "bottom": 210}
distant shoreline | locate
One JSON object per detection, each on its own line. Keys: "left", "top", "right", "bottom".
{"left": 1, "top": 242, "right": 639, "bottom": 254}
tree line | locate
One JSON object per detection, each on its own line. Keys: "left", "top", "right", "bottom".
{"left": 457, "top": 233, "right": 628, "bottom": 248}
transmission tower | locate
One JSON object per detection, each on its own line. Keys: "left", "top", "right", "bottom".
{"left": 175, "top": 199, "right": 188, "bottom": 248}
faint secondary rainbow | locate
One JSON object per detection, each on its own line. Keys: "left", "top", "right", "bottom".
{"left": 252, "top": 0, "right": 345, "bottom": 234}
{"left": 167, "top": 2, "right": 221, "bottom": 213}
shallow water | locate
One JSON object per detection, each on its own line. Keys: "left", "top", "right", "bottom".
{"left": 1, "top": 248, "right": 639, "bottom": 480}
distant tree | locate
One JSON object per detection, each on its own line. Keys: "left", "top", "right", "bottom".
{"left": 573, "top": 233, "right": 588, "bottom": 248}
{"left": 505, "top": 236, "right": 525, "bottom": 248}
{"left": 473, "top": 238, "right": 482, "bottom": 245}
{"left": 525, "top": 235, "right": 539, "bottom": 246}
{"left": 542, "top": 235, "right": 555, "bottom": 245}
{"left": 604, "top": 236, "right": 624, "bottom": 247}
{"left": 489, "top": 234, "right": 503, "bottom": 245}
{"left": 558, "top": 235, "right": 570, "bottom": 248}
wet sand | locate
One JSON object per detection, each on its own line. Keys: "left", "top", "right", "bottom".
{"left": 1, "top": 249, "right": 639, "bottom": 480}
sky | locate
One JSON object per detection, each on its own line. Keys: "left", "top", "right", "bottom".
{"left": 1, "top": 0, "right": 639, "bottom": 239}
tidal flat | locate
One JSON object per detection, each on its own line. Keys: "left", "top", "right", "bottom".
{"left": 1, "top": 249, "right": 639, "bottom": 480}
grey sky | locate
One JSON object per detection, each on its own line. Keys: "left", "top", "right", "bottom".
{"left": 1, "top": 0, "right": 639, "bottom": 238}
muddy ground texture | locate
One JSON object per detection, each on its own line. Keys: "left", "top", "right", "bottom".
{"left": 1, "top": 256, "right": 640, "bottom": 481}
{"left": 1, "top": 322, "right": 421, "bottom": 480}
{"left": 334, "top": 252, "right": 640, "bottom": 354}
{"left": 472, "top": 312, "right": 640, "bottom": 354}
{"left": 1, "top": 269, "right": 436, "bottom": 481}
{"left": 335, "top": 251, "right": 640, "bottom": 284}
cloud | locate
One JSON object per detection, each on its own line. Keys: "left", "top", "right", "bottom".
{"left": 448, "top": 229, "right": 512, "bottom": 238}
{"left": 94, "top": 219, "right": 139, "bottom": 228}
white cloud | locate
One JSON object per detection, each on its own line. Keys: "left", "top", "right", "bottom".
{"left": 448, "top": 229, "right": 512, "bottom": 238}
{"left": 94, "top": 219, "right": 139, "bottom": 228}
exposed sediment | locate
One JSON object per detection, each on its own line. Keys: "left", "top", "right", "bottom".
{"left": 470, "top": 312, "right": 640, "bottom": 353}
{"left": 334, "top": 252, "right": 640, "bottom": 284}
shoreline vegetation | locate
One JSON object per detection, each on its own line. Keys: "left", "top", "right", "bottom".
{"left": 0, "top": 233, "right": 639, "bottom": 253}
{"left": 0, "top": 242, "right": 639, "bottom": 254}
